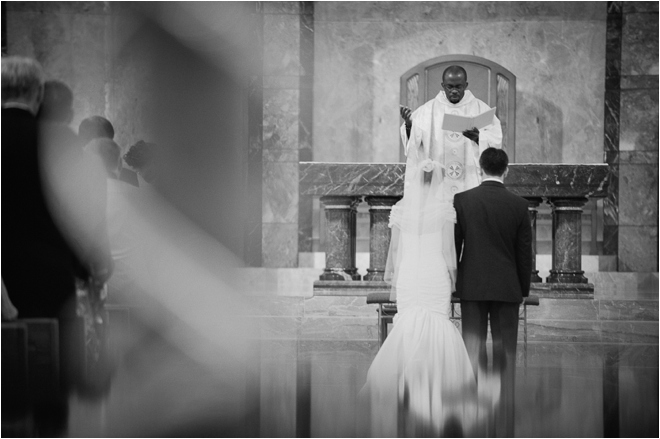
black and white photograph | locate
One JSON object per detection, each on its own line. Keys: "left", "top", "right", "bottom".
{"left": 1, "top": 2, "right": 657, "bottom": 437}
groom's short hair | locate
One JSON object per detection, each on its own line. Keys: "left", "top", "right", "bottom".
{"left": 479, "top": 147, "right": 508, "bottom": 176}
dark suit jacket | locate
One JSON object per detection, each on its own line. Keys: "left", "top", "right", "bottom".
{"left": 453, "top": 180, "right": 532, "bottom": 303}
{"left": 1, "top": 108, "right": 86, "bottom": 318}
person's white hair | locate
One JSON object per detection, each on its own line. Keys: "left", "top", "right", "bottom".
{"left": 1, "top": 56, "right": 45, "bottom": 104}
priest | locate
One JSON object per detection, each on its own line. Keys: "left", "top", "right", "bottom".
{"left": 400, "top": 65, "right": 503, "bottom": 199}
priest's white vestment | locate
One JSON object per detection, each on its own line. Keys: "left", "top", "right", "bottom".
{"left": 400, "top": 90, "right": 503, "bottom": 200}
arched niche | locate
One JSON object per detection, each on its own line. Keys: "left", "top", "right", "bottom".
{"left": 400, "top": 54, "right": 516, "bottom": 162}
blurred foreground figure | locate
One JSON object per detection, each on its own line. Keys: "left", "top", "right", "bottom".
{"left": 1, "top": 56, "right": 112, "bottom": 436}
{"left": 66, "top": 3, "right": 261, "bottom": 436}
{"left": 84, "top": 138, "right": 145, "bottom": 305}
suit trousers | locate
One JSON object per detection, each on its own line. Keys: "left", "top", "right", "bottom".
{"left": 460, "top": 300, "right": 519, "bottom": 437}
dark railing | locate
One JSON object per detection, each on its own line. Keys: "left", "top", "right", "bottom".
{"left": 300, "top": 162, "right": 610, "bottom": 298}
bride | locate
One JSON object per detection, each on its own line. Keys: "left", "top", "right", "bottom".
{"left": 359, "top": 106, "right": 496, "bottom": 437}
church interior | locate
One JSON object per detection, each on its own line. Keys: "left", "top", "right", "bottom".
{"left": 1, "top": 2, "right": 658, "bottom": 437}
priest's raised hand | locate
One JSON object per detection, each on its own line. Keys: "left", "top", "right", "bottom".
{"left": 462, "top": 127, "right": 479, "bottom": 144}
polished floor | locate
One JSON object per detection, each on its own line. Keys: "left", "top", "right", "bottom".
{"left": 65, "top": 337, "right": 658, "bottom": 437}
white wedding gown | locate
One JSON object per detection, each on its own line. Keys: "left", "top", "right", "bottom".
{"left": 360, "top": 198, "right": 480, "bottom": 437}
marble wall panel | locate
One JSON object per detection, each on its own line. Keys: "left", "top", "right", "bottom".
{"left": 263, "top": 161, "right": 299, "bottom": 223}
{"left": 314, "top": 3, "right": 606, "bottom": 165}
{"left": 298, "top": 339, "right": 379, "bottom": 361}
{"left": 525, "top": 299, "right": 599, "bottom": 321}
{"left": 6, "top": 2, "right": 108, "bottom": 14}
{"left": 623, "top": 2, "right": 659, "bottom": 13}
{"left": 263, "top": 13, "right": 300, "bottom": 76}
{"left": 621, "top": 74, "right": 659, "bottom": 89}
{"left": 253, "top": 315, "right": 301, "bottom": 339}
{"left": 315, "top": 2, "right": 605, "bottom": 23}
{"left": 107, "top": 14, "right": 159, "bottom": 150}
{"left": 249, "top": 297, "right": 305, "bottom": 317}
{"left": 591, "top": 272, "right": 659, "bottom": 300}
{"left": 522, "top": 343, "right": 607, "bottom": 368}
{"left": 621, "top": 11, "right": 660, "bottom": 75}
{"left": 618, "top": 163, "right": 658, "bottom": 225}
{"left": 598, "top": 300, "right": 659, "bottom": 321}
{"left": 263, "top": 75, "right": 300, "bottom": 89}
{"left": 619, "top": 151, "right": 659, "bottom": 164}
{"left": 619, "top": 89, "right": 659, "bottom": 151}
{"left": 303, "top": 296, "right": 376, "bottom": 317}
{"left": 526, "top": 319, "right": 601, "bottom": 343}
{"left": 263, "top": 223, "right": 299, "bottom": 268}
{"left": 298, "top": 5, "right": 315, "bottom": 253}
{"left": 603, "top": 5, "right": 622, "bottom": 258}
{"left": 275, "top": 268, "right": 319, "bottom": 296}
{"left": 618, "top": 225, "right": 659, "bottom": 272}
{"left": 263, "top": 88, "right": 300, "bottom": 150}
{"left": 240, "top": 268, "right": 320, "bottom": 297}
{"left": 263, "top": 1, "right": 301, "bottom": 15}
{"left": 300, "top": 316, "right": 377, "bottom": 340}
{"left": 600, "top": 321, "right": 659, "bottom": 344}
{"left": 6, "top": 7, "right": 110, "bottom": 131}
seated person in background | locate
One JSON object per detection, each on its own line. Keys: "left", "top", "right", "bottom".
{"left": 124, "top": 140, "right": 160, "bottom": 186}
{"left": 78, "top": 115, "right": 114, "bottom": 145}
{"left": 37, "top": 79, "right": 75, "bottom": 126}
{"left": 85, "top": 138, "right": 145, "bottom": 304}
{"left": 37, "top": 80, "right": 84, "bottom": 160}
{"left": 78, "top": 115, "right": 140, "bottom": 187}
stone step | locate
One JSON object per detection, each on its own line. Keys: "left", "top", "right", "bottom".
{"left": 241, "top": 268, "right": 657, "bottom": 344}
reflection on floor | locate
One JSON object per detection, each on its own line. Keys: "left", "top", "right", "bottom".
{"left": 66, "top": 339, "right": 658, "bottom": 438}
{"left": 63, "top": 271, "right": 657, "bottom": 437}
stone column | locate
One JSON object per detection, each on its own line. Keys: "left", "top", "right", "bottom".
{"left": 364, "top": 196, "right": 399, "bottom": 281}
{"left": 546, "top": 197, "right": 589, "bottom": 284}
{"left": 319, "top": 196, "right": 361, "bottom": 281}
{"left": 524, "top": 197, "right": 543, "bottom": 283}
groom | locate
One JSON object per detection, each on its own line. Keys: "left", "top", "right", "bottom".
{"left": 453, "top": 147, "right": 532, "bottom": 436}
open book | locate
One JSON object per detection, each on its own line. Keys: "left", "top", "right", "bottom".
{"left": 442, "top": 107, "right": 496, "bottom": 132}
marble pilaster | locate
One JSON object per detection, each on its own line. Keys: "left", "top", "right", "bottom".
{"left": 618, "top": 162, "right": 658, "bottom": 226}
{"left": 547, "top": 197, "right": 590, "bottom": 284}
{"left": 298, "top": 2, "right": 315, "bottom": 253}
{"left": 261, "top": 5, "right": 304, "bottom": 267}
{"left": 603, "top": 1, "right": 623, "bottom": 259}
{"left": 319, "top": 196, "right": 361, "bottom": 281}
{"left": 618, "top": 226, "right": 659, "bottom": 272}
{"left": 263, "top": 223, "right": 299, "bottom": 269}
{"left": 364, "top": 196, "right": 399, "bottom": 281}
{"left": 606, "top": 1, "right": 659, "bottom": 272}
{"left": 619, "top": 90, "right": 659, "bottom": 151}
{"left": 246, "top": 28, "right": 264, "bottom": 266}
